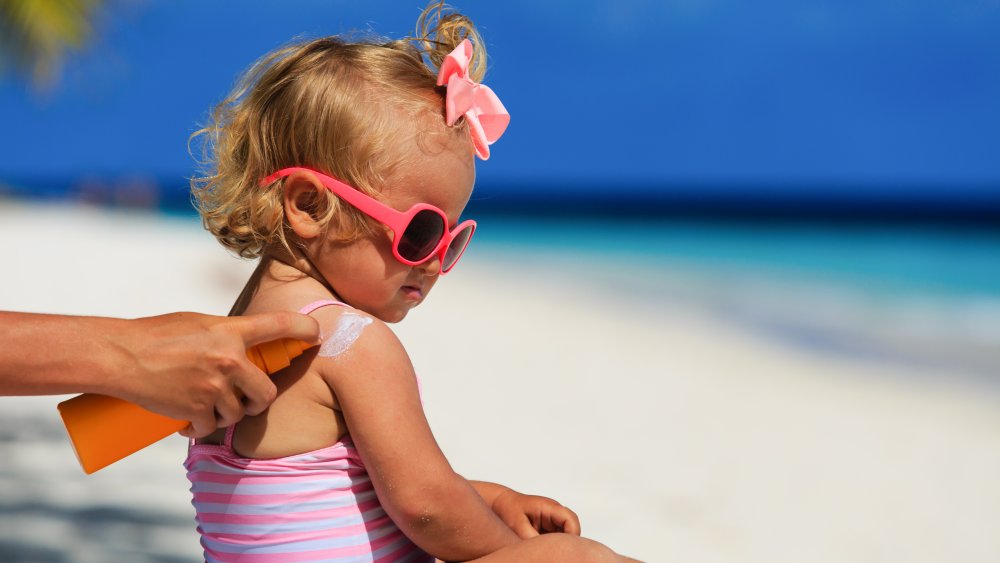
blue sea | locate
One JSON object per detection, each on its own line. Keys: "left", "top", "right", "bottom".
{"left": 475, "top": 216, "right": 1000, "bottom": 380}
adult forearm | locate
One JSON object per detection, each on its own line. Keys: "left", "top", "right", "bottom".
{"left": 0, "top": 312, "right": 127, "bottom": 396}
{"left": 0, "top": 309, "right": 319, "bottom": 437}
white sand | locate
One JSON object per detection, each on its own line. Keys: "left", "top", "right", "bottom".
{"left": 1, "top": 200, "right": 998, "bottom": 563}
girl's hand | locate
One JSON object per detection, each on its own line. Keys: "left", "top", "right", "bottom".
{"left": 491, "top": 489, "right": 581, "bottom": 538}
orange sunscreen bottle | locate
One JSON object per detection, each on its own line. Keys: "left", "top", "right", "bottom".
{"left": 57, "top": 338, "right": 314, "bottom": 474}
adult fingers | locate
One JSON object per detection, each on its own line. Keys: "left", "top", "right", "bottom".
{"left": 231, "top": 312, "right": 321, "bottom": 349}
{"left": 240, "top": 378, "right": 278, "bottom": 417}
{"left": 225, "top": 313, "right": 310, "bottom": 414}
{"left": 229, "top": 357, "right": 278, "bottom": 416}
{"left": 213, "top": 386, "right": 245, "bottom": 429}
{"left": 184, "top": 410, "right": 218, "bottom": 439}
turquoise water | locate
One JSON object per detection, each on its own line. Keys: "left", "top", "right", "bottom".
{"left": 476, "top": 217, "right": 1000, "bottom": 299}
{"left": 474, "top": 217, "right": 1000, "bottom": 378}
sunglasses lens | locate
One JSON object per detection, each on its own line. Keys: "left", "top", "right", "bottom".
{"left": 443, "top": 224, "right": 474, "bottom": 271}
{"left": 398, "top": 209, "right": 446, "bottom": 262}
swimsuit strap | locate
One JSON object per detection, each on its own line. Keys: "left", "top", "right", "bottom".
{"left": 223, "top": 424, "right": 238, "bottom": 449}
{"left": 298, "top": 299, "right": 347, "bottom": 315}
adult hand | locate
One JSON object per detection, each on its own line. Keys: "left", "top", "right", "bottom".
{"left": 491, "top": 489, "right": 582, "bottom": 538}
{"left": 113, "top": 311, "right": 320, "bottom": 438}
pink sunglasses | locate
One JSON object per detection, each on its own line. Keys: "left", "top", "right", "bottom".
{"left": 263, "top": 167, "right": 476, "bottom": 274}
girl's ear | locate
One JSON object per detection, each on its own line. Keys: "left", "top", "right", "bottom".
{"left": 282, "top": 171, "right": 328, "bottom": 240}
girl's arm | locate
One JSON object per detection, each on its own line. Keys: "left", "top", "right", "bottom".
{"left": 0, "top": 310, "right": 319, "bottom": 437}
{"left": 313, "top": 311, "right": 519, "bottom": 561}
{"left": 468, "top": 480, "right": 512, "bottom": 507}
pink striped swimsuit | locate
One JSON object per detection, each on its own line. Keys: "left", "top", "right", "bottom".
{"left": 184, "top": 300, "right": 432, "bottom": 562}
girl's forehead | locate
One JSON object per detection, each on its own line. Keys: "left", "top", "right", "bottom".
{"left": 385, "top": 141, "right": 476, "bottom": 221}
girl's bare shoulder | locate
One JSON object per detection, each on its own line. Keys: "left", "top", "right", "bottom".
{"left": 238, "top": 267, "right": 409, "bottom": 388}
{"left": 242, "top": 275, "right": 327, "bottom": 314}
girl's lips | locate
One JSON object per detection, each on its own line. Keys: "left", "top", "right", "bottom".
{"left": 401, "top": 285, "right": 423, "bottom": 301}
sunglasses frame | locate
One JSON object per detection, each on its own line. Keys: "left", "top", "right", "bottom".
{"left": 262, "top": 166, "right": 476, "bottom": 274}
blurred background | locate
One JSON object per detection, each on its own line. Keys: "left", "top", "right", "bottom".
{"left": 1, "top": 1, "right": 998, "bottom": 562}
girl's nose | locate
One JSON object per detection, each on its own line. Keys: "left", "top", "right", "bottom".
{"left": 418, "top": 254, "right": 442, "bottom": 276}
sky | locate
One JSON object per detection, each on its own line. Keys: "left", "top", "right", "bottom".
{"left": 1, "top": 0, "right": 998, "bottom": 203}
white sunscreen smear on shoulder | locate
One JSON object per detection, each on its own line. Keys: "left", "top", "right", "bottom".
{"left": 318, "top": 312, "right": 373, "bottom": 358}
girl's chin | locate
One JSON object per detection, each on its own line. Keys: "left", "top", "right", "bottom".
{"left": 374, "top": 304, "right": 412, "bottom": 324}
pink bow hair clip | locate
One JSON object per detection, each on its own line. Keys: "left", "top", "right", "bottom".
{"left": 437, "top": 38, "right": 510, "bottom": 160}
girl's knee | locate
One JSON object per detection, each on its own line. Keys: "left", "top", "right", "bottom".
{"left": 531, "top": 533, "right": 619, "bottom": 562}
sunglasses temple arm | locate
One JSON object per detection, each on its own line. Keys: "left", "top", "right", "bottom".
{"left": 265, "top": 167, "right": 410, "bottom": 235}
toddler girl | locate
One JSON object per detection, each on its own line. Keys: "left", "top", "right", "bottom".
{"left": 184, "top": 2, "right": 635, "bottom": 561}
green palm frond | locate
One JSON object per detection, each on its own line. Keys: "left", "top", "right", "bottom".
{"left": 0, "top": 0, "right": 102, "bottom": 89}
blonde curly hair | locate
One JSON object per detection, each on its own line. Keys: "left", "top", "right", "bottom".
{"left": 188, "top": 1, "right": 487, "bottom": 260}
